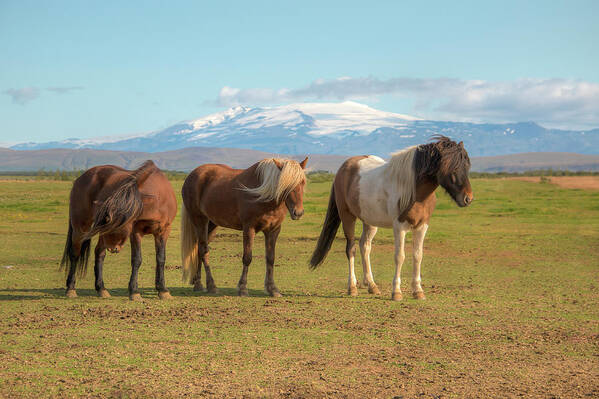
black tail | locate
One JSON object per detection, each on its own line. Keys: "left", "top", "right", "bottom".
{"left": 60, "top": 221, "right": 91, "bottom": 277}
{"left": 84, "top": 160, "right": 157, "bottom": 240}
{"left": 309, "top": 185, "right": 341, "bottom": 269}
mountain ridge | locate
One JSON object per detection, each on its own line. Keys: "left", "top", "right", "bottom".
{"left": 10, "top": 101, "right": 598, "bottom": 157}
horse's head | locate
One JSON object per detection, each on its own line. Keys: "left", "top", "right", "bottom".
{"left": 102, "top": 231, "right": 129, "bottom": 253}
{"left": 245, "top": 156, "right": 308, "bottom": 219}
{"left": 91, "top": 197, "right": 142, "bottom": 251}
{"left": 279, "top": 157, "right": 308, "bottom": 220}
{"left": 433, "top": 138, "right": 473, "bottom": 207}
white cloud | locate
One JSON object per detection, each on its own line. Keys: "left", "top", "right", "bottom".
{"left": 211, "top": 77, "right": 599, "bottom": 130}
{"left": 3, "top": 87, "right": 40, "bottom": 105}
{"left": 46, "top": 86, "right": 84, "bottom": 94}
{"left": 2, "top": 86, "right": 84, "bottom": 105}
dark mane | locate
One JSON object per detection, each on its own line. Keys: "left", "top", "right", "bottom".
{"left": 83, "top": 160, "right": 157, "bottom": 240}
{"left": 414, "top": 135, "right": 471, "bottom": 180}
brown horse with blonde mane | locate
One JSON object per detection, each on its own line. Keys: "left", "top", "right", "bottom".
{"left": 60, "top": 160, "right": 177, "bottom": 300}
{"left": 310, "top": 136, "right": 473, "bottom": 301}
{"left": 181, "top": 157, "right": 308, "bottom": 297}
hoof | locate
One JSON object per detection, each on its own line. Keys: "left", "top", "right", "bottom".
{"left": 267, "top": 290, "right": 282, "bottom": 298}
{"left": 158, "top": 291, "right": 173, "bottom": 300}
{"left": 97, "top": 289, "right": 111, "bottom": 298}
{"left": 368, "top": 284, "right": 381, "bottom": 295}
{"left": 238, "top": 288, "right": 249, "bottom": 297}
{"left": 412, "top": 291, "right": 426, "bottom": 300}
{"left": 206, "top": 285, "right": 218, "bottom": 294}
{"left": 129, "top": 293, "right": 143, "bottom": 301}
{"left": 391, "top": 292, "right": 403, "bottom": 301}
{"left": 348, "top": 286, "right": 358, "bottom": 297}
{"left": 193, "top": 283, "right": 204, "bottom": 292}
{"left": 65, "top": 289, "right": 77, "bottom": 298}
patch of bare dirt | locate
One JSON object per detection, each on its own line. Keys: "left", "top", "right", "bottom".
{"left": 509, "top": 176, "right": 599, "bottom": 190}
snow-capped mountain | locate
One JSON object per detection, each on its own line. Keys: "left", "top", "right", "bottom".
{"left": 10, "top": 101, "right": 599, "bottom": 156}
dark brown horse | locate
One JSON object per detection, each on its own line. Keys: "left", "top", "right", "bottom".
{"left": 181, "top": 157, "right": 308, "bottom": 297}
{"left": 310, "top": 136, "right": 473, "bottom": 301}
{"left": 60, "top": 160, "right": 177, "bottom": 300}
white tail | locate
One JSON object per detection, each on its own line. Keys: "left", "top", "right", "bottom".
{"left": 180, "top": 204, "right": 199, "bottom": 283}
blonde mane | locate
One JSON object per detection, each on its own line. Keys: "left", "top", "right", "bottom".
{"left": 384, "top": 145, "right": 418, "bottom": 215}
{"left": 243, "top": 158, "right": 306, "bottom": 202}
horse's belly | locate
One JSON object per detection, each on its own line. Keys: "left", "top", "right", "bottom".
{"left": 202, "top": 209, "right": 242, "bottom": 230}
{"left": 357, "top": 178, "right": 394, "bottom": 228}
{"left": 360, "top": 212, "right": 394, "bottom": 228}
{"left": 211, "top": 217, "right": 242, "bottom": 231}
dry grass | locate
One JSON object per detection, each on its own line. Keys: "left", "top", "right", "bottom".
{"left": 0, "top": 177, "right": 598, "bottom": 398}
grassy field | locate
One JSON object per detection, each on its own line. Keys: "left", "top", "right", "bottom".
{"left": 0, "top": 176, "right": 598, "bottom": 398}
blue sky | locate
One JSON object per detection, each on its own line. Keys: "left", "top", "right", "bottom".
{"left": 1, "top": 0, "right": 598, "bottom": 144}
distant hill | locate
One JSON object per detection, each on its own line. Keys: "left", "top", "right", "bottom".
{"left": 0, "top": 147, "right": 348, "bottom": 173}
{"left": 10, "top": 101, "right": 599, "bottom": 157}
{"left": 1, "top": 147, "right": 598, "bottom": 173}
{"left": 471, "top": 152, "right": 599, "bottom": 172}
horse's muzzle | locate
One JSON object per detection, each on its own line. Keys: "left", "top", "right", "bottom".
{"left": 108, "top": 246, "right": 121, "bottom": 254}
{"left": 290, "top": 209, "right": 304, "bottom": 220}
{"left": 462, "top": 193, "right": 473, "bottom": 207}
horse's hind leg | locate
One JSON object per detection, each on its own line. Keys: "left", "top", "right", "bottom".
{"left": 65, "top": 229, "right": 85, "bottom": 298}
{"left": 202, "top": 221, "right": 218, "bottom": 293}
{"left": 340, "top": 210, "right": 358, "bottom": 296}
{"left": 263, "top": 226, "right": 282, "bottom": 297}
{"left": 94, "top": 236, "right": 110, "bottom": 298}
{"left": 359, "top": 223, "right": 380, "bottom": 295}
{"left": 411, "top": 223, "right": 428, "bottom": 300}
{"left": 155, "top": 228, "right": 172, "bottom": 300}
{"left": 128, "top": 232, "right": 143, "bottom": 301}
{"left": 237, "top": 227, "right": 255, "bottom": 296}
{"left": 65, "top": 254, "right": 78, "bottom": 298}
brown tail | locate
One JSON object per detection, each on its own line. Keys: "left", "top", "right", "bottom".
{"left": 180, "top": 203, "right": 200, "bottom": 284}
{"left": 60, "top": 220, "right": 92, "bottom": 277}
{"left": 84, "top": 160, "right": 157, "bottom": 240}
{"left": 309, "top": 185, "right": 341, "bottom": 269}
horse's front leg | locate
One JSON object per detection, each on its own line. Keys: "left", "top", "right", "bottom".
{"left": 154, "top": 229, "right": 172, "bottom": 300}
{"left": 237, "top": 227, "right": 255, "bottom": 296}
{"left": 264, "top": 226, "right": 282, "bottom": 297}
{"left": 129, "top": 232, "right": 143, "bottom": 301}
{"left": 391, "top": 220, "right": 409, "bottom": 301}
{"left": 94, "top": 236, "right": 110, "bottom": 298}
{"left": 411, "top": 223, "right": 428, "bottom": 300}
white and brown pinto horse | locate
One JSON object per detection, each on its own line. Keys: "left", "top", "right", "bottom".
{"left": 310, "top": 136, "right": 473, "bottom": 300}
{"left": 181, "top": 157, "right": 308, "bottom": 297}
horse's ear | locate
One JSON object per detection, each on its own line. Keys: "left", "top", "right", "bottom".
{"left": 458, "top": 141, "right": 464, "bottom": 148}
{"left": 272, "top": 159, "right": 284, "bottom": 170}
{"left": 299, "top": 157, "right": 308, "bottom": 169}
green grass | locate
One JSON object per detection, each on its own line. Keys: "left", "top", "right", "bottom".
{"left": 0, "top": 177, "right": 598, "bottom": 398}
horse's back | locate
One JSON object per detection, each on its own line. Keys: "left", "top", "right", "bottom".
{"left": 70, "top": 163, "right": 175, "bottom": 231}
{"left": 333, "top": 155, "right": 382, "bottom": 221}
{"left": 183, "top": 164, "right": 240, "bottom": 201}
{"left": 69, "top": 165, "right": 129, "bottom": 229}
{"left": 182, "top": 164, "right": 243, "bottom": 229}
{"left": 138, "top": 168, "right": 177, "bottom": 226}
